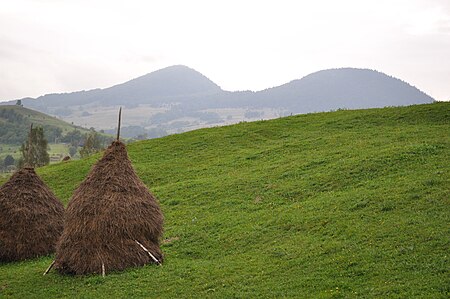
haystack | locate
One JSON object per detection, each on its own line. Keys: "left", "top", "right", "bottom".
{"left": 54, "top": 140, "right": 164, "bottom": 275}
{"left": 0, "top": 167, "right": 65, "bottom": 262}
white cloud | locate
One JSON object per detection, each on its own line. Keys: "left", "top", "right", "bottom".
{"left": 0, "top": 0, "right": 449, "bottom": 101}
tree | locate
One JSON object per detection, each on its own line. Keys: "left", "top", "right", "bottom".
{"left": 60, "top": 129, "right": 83, "bottom": 146}
{"left": 4, "top": 155, "right": 15, "bottom": 167}
{"left": 20, "top": 126, "right": 50, "bottom": 167}
{"left": 79, "top": 131, "right": 103, "bottom": 158}
{"left": 46, "top": 127, "right": 63, "bottom": 143}
{"left": 69, "top": 146, "right": 78, "bottom": 157}
{"left": 16, "top": 100, "right": 23, "bottom": 106}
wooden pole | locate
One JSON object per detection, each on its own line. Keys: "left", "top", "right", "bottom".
{"left": 116, "top": 107, "right": 122, "bottom": 141}
{"left": 43, "top": 260, "right": 55, "bottom": 275}
{"left": 26, "top": 123, "right": 33, "bottom": 167}
{"left": 135, "top": 240, "right": 161, "bottom": 265}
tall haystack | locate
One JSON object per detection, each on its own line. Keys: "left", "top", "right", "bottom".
{"left": 0, "top": 167, "right": 65, "bottom": 262}
{"left": 54, "top": 139, "right": 164, "bottom": 275}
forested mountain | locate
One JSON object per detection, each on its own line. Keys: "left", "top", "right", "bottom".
{"left": 14, "top": 65, "right": 223, "bottom": 111}
{"left": 251, "top": 68, "right": 434, "bottom": 112}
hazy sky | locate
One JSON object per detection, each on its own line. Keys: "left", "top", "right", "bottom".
{"left": 1, "top": 0, "right": 449, "bottom": 102}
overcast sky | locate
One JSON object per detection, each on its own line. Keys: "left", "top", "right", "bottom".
{"left": 1, "top": 0, "right": 449, "bottom": 102}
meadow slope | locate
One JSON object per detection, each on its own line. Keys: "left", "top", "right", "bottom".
{"left": 0, "top": 102, "right": 449, "bottom": 298}
{"left": 0, "top": 105, "right": 90, "bottom": 141}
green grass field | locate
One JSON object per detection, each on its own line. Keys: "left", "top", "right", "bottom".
{"left": 0, "top": 144, "right": 21, "bottom": 160}
{"left": 0, "top": 103, "right": 449, "bottom": 298}
{"left": 0, "top": 105, "right": 87, "bottom": 134}
{"left": 0, "top": 143, "right": 72, "bottom": 169}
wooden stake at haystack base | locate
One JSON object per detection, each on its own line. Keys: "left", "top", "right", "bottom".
{"left": 54, "top": 108, "right": 164, "bottom": 276}
{"left": 43, "top": 260, "right": 55, "bottom": 275}
{"left": 135, "top": 240, "right": 161, "bottom": 265}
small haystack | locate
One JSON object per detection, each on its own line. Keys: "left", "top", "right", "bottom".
{"left": 54, "top": 119, "right": 164, "bottom": 275}
{"left": 0, "top": 167, "right": 65, "bottom": 262}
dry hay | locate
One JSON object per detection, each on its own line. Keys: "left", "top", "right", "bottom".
{"left": 55, "top": 141, "right": 164, "bottom": 275}
{"left": 0, "top": 167, "right": 65, "bottom": 262}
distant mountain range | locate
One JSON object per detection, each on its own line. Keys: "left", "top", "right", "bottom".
{"left": 2, "top": 65, "right": 435, "bottom": 138}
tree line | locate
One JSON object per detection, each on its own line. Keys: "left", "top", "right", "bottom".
{"left": 0, "top": 127, "right": 113, "bottom": 172}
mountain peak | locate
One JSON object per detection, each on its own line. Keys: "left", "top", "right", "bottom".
{"left": 115, "top": 65, "right": 222, "bottom": 96}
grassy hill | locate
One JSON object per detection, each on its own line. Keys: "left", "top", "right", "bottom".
{"left": 0, "top": 105, "right": 89, "bottom": 143}
{"left": 0, "top": 102, "right": 448, "bottom": 298}
{"left": 0, "top": 105, "right": 107, "bottom": 164}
